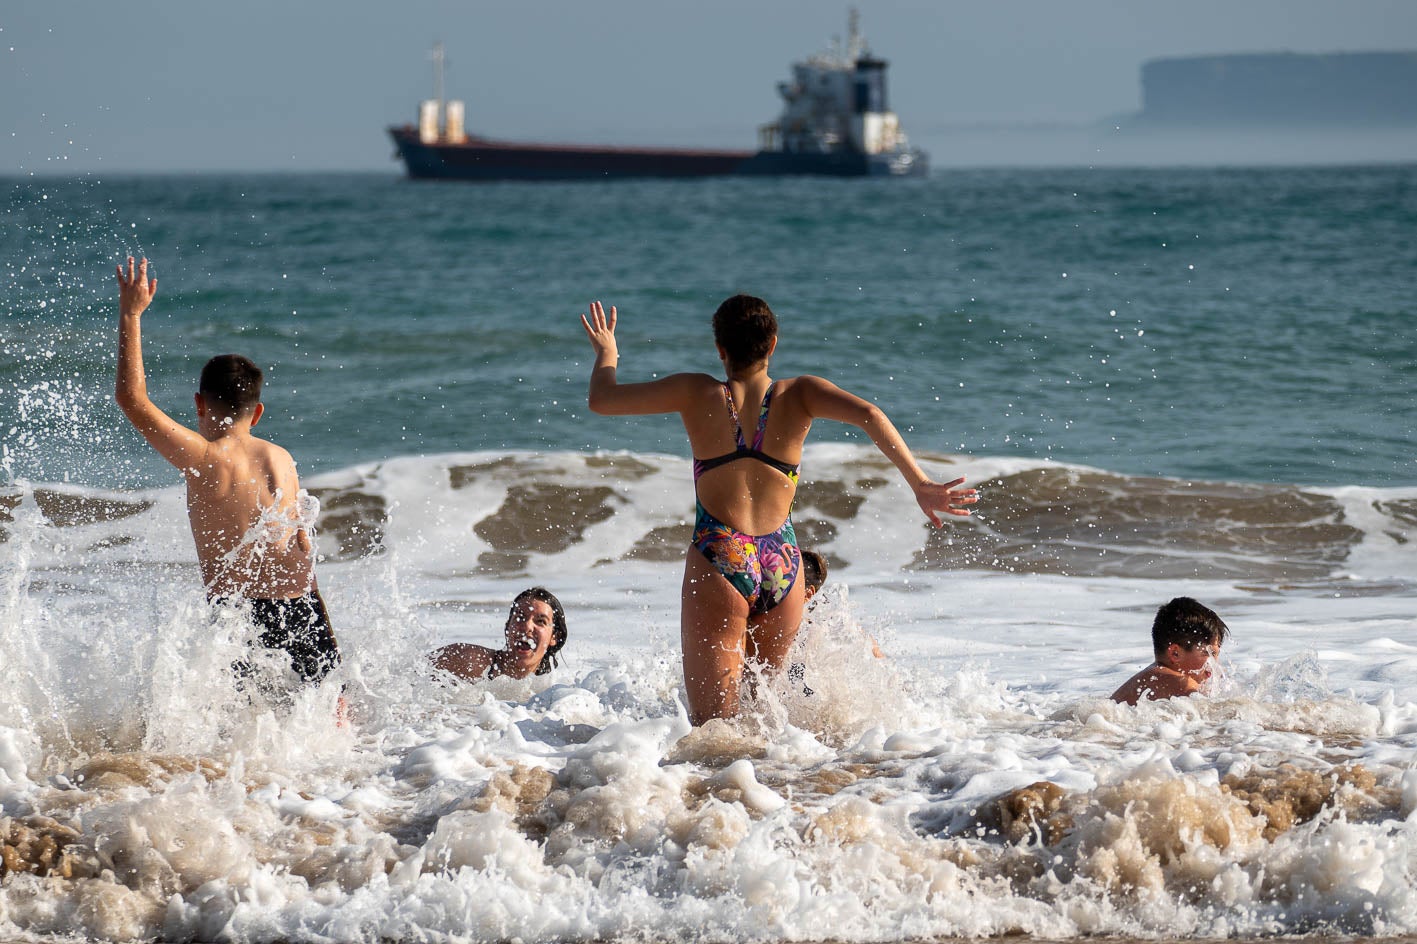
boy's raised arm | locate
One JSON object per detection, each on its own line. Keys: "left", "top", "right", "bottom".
{"left": 115, "top": 256, "right": 208, "bottom": 471}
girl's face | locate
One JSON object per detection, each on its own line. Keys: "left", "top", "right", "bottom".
{"left": 502, "top": 597, "right": 557, "bottom": 678}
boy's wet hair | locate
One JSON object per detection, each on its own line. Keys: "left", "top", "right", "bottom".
{"left": 801, "top": 549, "right": 827, "bottom": 594}
{"left": 199, "top": 354, "right": 263, "bottom": 420}
{"left": 713, "top": 295, "right": 777, "bottom": 369}
{"left": 512, "top": 586, "right": 568, "bottom": 676}
{"left": 1152, "top": 596, "right": 1229, "bottom": 659}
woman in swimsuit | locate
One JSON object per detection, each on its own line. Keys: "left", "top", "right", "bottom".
{"left": 581, "top": 296, "right": 976, "bottom": 725}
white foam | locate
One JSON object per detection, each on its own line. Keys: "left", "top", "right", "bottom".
{"left": 2, "top": 453, "right": 1415, "bottom": 940}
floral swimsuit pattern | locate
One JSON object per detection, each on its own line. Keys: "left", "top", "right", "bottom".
{"left": 690, "top": 383, "right": 802, "bottom": 615}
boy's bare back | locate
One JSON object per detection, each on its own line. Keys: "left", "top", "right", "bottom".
{"left": 115, "top": 257, "right": 315, "bottom": 600}
{"left": 183, "top": 434, "right": 316, "bottom": 598}
{"left": 1110, "top": 664, "right": 1200, "bottom": 706}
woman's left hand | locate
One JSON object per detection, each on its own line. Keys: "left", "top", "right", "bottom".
{"left": 580, "top": 300, "right": 619, "bottom": 363}
{"left": 914, "top": 476, "right": 978, "bottom": 527}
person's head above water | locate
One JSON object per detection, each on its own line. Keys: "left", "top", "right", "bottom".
{"left": 503, "top": 586, "right": 568, "bottom": 677}
{"left": 801, "top": 549, "right": 828, "bottom": 601}
{"left": 198, "top": 354, "right": 264, "bottom": 428}
{"left": 713, "top": 294, "right": 778, "bottom": 372}
{"left": 1152, "top": 596, "right": 1228, "bottom": 665}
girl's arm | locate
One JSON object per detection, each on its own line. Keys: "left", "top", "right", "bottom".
{"left": 581, "top": 300, "right": 704, "bottom": 416}
{"left": 799, "top": 375, "right": 977, "bottom": 526}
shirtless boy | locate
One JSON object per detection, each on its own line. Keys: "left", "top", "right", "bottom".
{"left": 114, "top": 257, "right": 340, "bottom": 688}
{"left": 1111, "top": 596, "right": 1228, "bottom": 705}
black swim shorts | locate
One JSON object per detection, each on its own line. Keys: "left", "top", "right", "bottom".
{"left": 217, "top": 591, "right": 342, "bottom": 685}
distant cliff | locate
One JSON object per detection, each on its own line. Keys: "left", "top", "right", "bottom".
{"left": 1135, "top": 51, "right": 1417, "bottom": 126}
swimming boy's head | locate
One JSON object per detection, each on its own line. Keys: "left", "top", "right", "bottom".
{"left": 801, "top": 549, "right": 827, "bottom": 600}
{"left": 508, "top": 586, "right": 567, "bottom": 676}
{"left": 713, "top": 295, "right": 777, "bottom": 371}
{"left": 198, "top": 354, "right": 264, "bottom": 427}
{"left": 1152, "top": 596, "right": 1228, "bottom": 669}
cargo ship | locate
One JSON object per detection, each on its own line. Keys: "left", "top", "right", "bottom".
{"left": 389, "top": 12, "right": 927, "bottom": 180}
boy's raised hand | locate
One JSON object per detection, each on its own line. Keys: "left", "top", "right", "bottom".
{"left": 116, "top": 256, "right": 157, "bottom": 318}
{"left": 580, "top": 300, "right": 618, "bottom": 362}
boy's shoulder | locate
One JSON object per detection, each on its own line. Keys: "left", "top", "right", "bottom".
{"left": 1111, "top": 664, "right": 1195, "bottom": 705}
{"left": 206, "top": 431, "right": 300, "bottom": 474}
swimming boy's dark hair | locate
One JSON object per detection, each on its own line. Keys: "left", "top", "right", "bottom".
{"left": 513, "top": 586, "right": 567, "bottom": 676}
{"left": 712, "top": 295, "right": 777, "bottom": 370}
{"left": 199, "top": 354, "right": 264, "bottom": 420}
{"left": 801, "top": 549, "right": 827, "bottom": 594}
{"left": 1152, "top": 596, "right": 1229, "bottom": 660}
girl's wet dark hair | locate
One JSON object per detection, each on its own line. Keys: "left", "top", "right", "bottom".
{"left": 199, "top": 354, "right": 263, "bottom": 419}
{"left": 512, "top": 586, "right": 568, "bottom": 675}
{"left": 712, "top": 295, "right": 778, "bottom": 370}
{"left": 1151, "top": 596, "right": 1229, "bottom": 659}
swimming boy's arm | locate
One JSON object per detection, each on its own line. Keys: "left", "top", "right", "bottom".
{"left": 114, "top": 257, "right": 209, "bottom": 471}
{"left": 799, "top": 375, "right": 977, "bottom": 526}
{"left": 581, "top": 300, "right": 704, "bottom": 415}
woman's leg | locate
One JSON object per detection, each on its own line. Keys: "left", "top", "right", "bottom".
{"left": 681, "top": 548, "right": 750, "bottom": 725}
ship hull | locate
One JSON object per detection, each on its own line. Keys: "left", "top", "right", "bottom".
{"left": 390, "top": 128, "right": 750, "bottom": 180}
{"left": 389, "top": 128, "right": 928, "bottom": 180}
{"left": 735, "top": 148, "right": 928, "bottom": 177}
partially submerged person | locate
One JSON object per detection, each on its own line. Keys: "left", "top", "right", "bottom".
{"left": 795, "top": 547, "right": 882, "bottom": 673}
{"left": 801, "top": 549, "right": 828, "bottom": 603}
{"left": 114, "top": 257, "right": 341, "bottom": 693}
{"left": 581, "top": 296, "right": 976, "bottom": 725}
{"left": 432, "top": 587, "right": 567, "bottom": 681}
{"left": 1111, "top": 596, "right": 1229, "bottom": 705}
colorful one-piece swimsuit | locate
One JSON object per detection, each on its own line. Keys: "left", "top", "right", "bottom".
{"left": 690, "top": 382, "right": 802, "bottom": 615}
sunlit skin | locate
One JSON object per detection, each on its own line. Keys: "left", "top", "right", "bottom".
{"left": 115, "top": 257, "right": 344, "bottom": 725}
{"left": 433, "top": 598, "right": 559, "bottom": 681}
{"left": 581, "top": 300, "right": 977, "bottom": 725}
{"left": 114, "top": 257, "right": 316, "bottom": 600}
{"left": 1111, "top": 640, "right": 1222, "bottom": 705}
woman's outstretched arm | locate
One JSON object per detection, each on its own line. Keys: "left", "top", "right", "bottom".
{"left": 581, "top": 300, "right": 704, "bottom": 416}
{"left": 799, "top": 375, "right": 978, "bottom": 526}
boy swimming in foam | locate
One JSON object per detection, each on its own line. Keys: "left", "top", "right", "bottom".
{"left": 114, "top": 257, "right": 341, "bottom": 689}
{"left": 1111, "top": 596, "right": 1228, "bottom": 705}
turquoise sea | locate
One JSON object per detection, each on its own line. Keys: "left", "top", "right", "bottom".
{"left": 2, "top": 167, "right": 1416, "bottom": 942}
{"left": 4, "top": 165, "right": 1414, "bottom": 489}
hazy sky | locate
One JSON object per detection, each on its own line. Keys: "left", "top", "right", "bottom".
{"left": 4, "top": 1, "right": 1417, "bottom": 173}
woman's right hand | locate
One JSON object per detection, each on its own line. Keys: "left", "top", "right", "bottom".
{"left": 580, "top": 300, "right": 619, "bottom": 364}
{"left": 914, "top": 476, "right": 978, "bottom": 527}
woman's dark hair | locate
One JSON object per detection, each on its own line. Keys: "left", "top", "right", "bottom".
{"left": 712, "top": 295, "right": 778, "bottom": 370}
{"left": 199, "top": 354, "right": 263, "bottom": 420}
{"left": 512, "top": 586, "right": 567, "bottom": 675}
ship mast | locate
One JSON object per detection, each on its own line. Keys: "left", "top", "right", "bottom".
{"left": 847, "top": 8, "right": 862, "bottom": 62}
{"left": 431, "top": 42, "right": 446, "bottom": 117}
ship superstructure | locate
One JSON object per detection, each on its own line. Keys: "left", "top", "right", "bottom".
{"left": 389, "top": 12, "right": 928, "bottom": 180}
{"left": 745, "top": 10, "right": 927, "bottom": 176}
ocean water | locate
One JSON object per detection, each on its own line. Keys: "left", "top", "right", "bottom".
{"left": 1, "top": 167, "right": 1416, "bottom": 942}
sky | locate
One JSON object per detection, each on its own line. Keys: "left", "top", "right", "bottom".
{"left": 4, "top": 1, "right": 1417, "bottom": 173}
